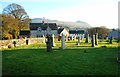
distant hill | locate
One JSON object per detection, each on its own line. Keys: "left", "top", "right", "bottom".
{"left": 31, "top": 18, "right": 91, "bottom": 30}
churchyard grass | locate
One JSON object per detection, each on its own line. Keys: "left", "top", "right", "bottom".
{"left": 1, "top": 39, "right": 119, "bottom": 75}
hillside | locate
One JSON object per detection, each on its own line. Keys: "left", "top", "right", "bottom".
{"left": 31, "top": 18, "right": 91, "bottom": 30}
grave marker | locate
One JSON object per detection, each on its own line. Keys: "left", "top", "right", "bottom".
{"left": 91, "top": 35, "right": 95, "bottom": 47}
{"left": 95, "top": 33, "right": 98, "bottom": 45}
{"left": 46, "top": 34, "right": 52, "bottom": 52}
{"left": 61, "top": 33, "right": 65, "bottom": 50}
{"left": 52, "top": 34, "right": 56, "bottom": 47}
{"left": 85, "top": 33, "right": 89, "bottom": 43}
{"left": 77, "top": 36, "right": 80, "bottom": 45}
{"left": 109, "top": 36, "right": 113, "bottom": 44}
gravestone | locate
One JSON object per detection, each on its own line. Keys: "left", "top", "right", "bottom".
{"left": 106, "top": 36, "right": 109, "bottom": 42}
{"left": 42, "top": 35, "right": 45, "bottom": 43}
{"left": 46, "top": 34, "right": 52, "bottom": 52}
{"left": 74, "top": 36, "right": 76, "bottom": 40}
{"left": 52, "top": 34, "right": 56, "bottom": 47}
{"left": 109, "top": 36, "right": 113, "bottom": 44}
{"left": 77, "top": 36, "right": 80, "bottom": 45}
{"left": 85, "top": 34, "right": 89, "bottom": 43}
{"left": 81, "top": 34, "right": 83, "bottom": 40}
{"left": 71, "top": 36, "right": 74, "bottom": 40}
{"left": 61, "top": 33, "right": 65, "bottom": 50}
{"left": 26, "top": 39, "right": 29, "bottom": 45}
{"left": 91, "top": 35, "right": 95, "bottom": 47}
{"left": 13, "top": 41, "right": 16, "bottom": 47}
{"left": 95, "top": 33, "right": 98, "bottom": 45}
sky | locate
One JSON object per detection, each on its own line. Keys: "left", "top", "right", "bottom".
{"left": 0, "top": 0, "right": 119, "bottom": 29}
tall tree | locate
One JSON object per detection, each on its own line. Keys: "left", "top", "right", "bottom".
{"left": 1, "top": 14, "right": 19, "bottom": 39}
{"left": 2, "top": 3, "right": 30, "bottom": 30}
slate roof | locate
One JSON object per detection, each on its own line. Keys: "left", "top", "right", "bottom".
{"left": 20, "top": 30, "right": 30, "bottom": 35}
{"left": 58, "top": 28, "right": 64, "bottom": 34}
{"left": 30, "top": 23, "right": 58, "bottom": 30}
{"left": 69, "top": 30, "right": 85, "bottom": 34}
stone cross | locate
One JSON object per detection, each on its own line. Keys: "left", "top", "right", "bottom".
{"left": 61, "top": 33, "right": 65, "bottom": 50}
{"left": 91, "top": 35, "right": 95, "bottom": 47}
{"left": 95, "top": 33, "right": 98, "bottom": 45}
{"left": 13, "top": 41, "right": 16, "bottom": 47}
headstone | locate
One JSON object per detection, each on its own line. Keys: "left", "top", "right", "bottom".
{"left": 26, "top": 39, "right": 29, "bottom": 45}
{"left": 91, "top": 35, "right": 95, "bottom": 47}
{"left": 42, "top": 35, "right": 45, "bottom": 43}
{"left": 52, "top": 34, "right": 56, "bottom": 47}
{"left": 71, "top": 36, "right": 74, "bottom": 40}
{"left": 74, "top": 36, "right": 76, "bottom": 40}
{"left": 61, "top": 33, "right": 65, "bottom": 50}
{"left": 77, "top": 36, "right": 80, "bottom": 45}
{"left": 106, "top": 36, "right": 108, "bottom": 40}
{"left": 85, "top": 34, "right": 89, "bottom": 43}
{"left": 81, "top": 34, "right": 83, "bottom": 40}
{"left": 46, "top": 34, "right": 52, "bottom": 52}
{"left": 106, "top": 36, "right": 109, "bottom": 42}
{"left": 109, "top": 36, "right": 113, "bottom": 44}
{"left": 95, "top": 33, "right": 98, "bottom": 45}
{"left": 13, "top": 41, "right": 16, "bottom": 47}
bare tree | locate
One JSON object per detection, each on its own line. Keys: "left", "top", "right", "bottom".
{"left": 2, "top": 3, "right": 30, "bottom": 31}
{"left": 2, "top": 3, "right": 29, "bottom": 20}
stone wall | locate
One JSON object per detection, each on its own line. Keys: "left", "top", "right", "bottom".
{"left": 0, "top": 37, "right": 45, "bottom": 49}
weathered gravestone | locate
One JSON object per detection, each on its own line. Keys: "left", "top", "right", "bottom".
{"left": 106, "top": 36, "right": 109, "bottom": 42}
{"left": 81, "top": 34, "right": 83, "bottom": 40}
{"left": 61, "top": 33, "right": 66, "bottom": 50}
{"left": 42, "top": 35, "right": 45, "bottom": 43}
{"left": 52, "top": 34, "right": 56, "bottom": 47}
{"left": 26, "top": 39, "right": 29, "bottom": 45}
{"left": 71, "top": 36, "right": 74, "bottom": 40}
{"left": 109, "top": 36, "right": 113, "bottom": 44}
{"left": 91, "top": 35, "right": 95, "bottom": 47}
{"left": 95, "top": 33, "right": 98, "bottom": 45}
{"left": 77, "top": 36, "right": 80, "bottom": 45}
{"left": 85, "top": 33, "right": 89, "bottom": 43}
{"left": 46, "top": 34, "right": 52, "bottom": 52}
{"left": 13, "top": 41, "right": 16, "bottom": 47}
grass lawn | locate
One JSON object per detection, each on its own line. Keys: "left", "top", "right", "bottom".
{"left": 1, "top": 39, "right": 120, "bottom": 76}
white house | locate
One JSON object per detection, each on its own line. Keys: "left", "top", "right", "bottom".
{"left": 58, "top": 28, "right": 69, "bottom": 36}
{"left": 30, "top": 23, "right": 58, "bottom": 37}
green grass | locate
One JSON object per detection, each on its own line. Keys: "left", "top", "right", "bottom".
{"left": 1, "top": 39, "right": 120, "bottom": 75}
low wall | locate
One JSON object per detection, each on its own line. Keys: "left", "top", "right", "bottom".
{"left": 0, "top": 37, "right": 45, "bottom": 49}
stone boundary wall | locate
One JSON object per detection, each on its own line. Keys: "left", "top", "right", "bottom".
{"left": 0, "top": 37, "right": 45, "bottom": 49}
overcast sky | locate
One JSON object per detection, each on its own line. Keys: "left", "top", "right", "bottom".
{"left": 0, "top": 0, "right": 119, "bottom": 29}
